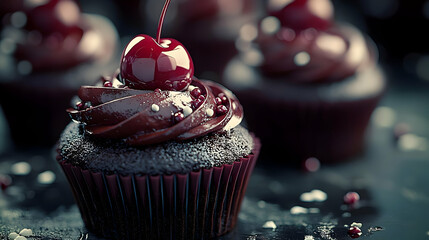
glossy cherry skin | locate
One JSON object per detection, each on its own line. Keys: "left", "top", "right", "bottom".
{"left": 269, "top": 0, "right": 333, "bottom": 31}
{"left": 120, "top": 35, "right": 194, "bottom": 91}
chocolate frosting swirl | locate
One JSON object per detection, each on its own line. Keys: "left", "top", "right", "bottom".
{"left": 255, "top": 23, "right": 374, "bottom": 83}
{"left": 68, "top": 74, "right": 243, "bottom": 146}
{"left": 1, "top": 0, "right": 116, "bottom": 73}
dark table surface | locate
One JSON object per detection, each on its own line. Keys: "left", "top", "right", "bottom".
{"left": 0, "top": 64, "right": 428, "bottom": 240}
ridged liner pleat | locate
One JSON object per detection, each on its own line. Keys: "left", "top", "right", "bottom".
{"left": 59, "top": 138, "right": 260, "bottom": 240}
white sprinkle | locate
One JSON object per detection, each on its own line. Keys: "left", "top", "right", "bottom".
{"left": 151, "top": 104, "right": 160, "bottom": 112}
{"left": 372, "top": 106, "right": 396, "bottom": 128}
{"left": 239, "top": 23, "right": 258, "bottom": 42}
{"left": 300, "top": 189, "right": 327, "bottom": 202}
{"left": 8, "top": 232, "right": 19, "bottom": 240}
{"left": 182, "top": 106, "right": 193, "bottom": 117}
{"left": 19, "top": 229, "right": 32, "bottom": 237}
{"left": 261, "top": 16, "right": 281, "bottom": 35}
{"left": 206, "top": 109, "right": 214, "bottom": 117}
{"left": 308, "top": 208, "right": 320, "bottom": 213}
{"left": 342, "top": 212, "right": 352, "bottom": 217}
{"left": 398, "top": 134, "right": 428, "bottom": 151}
{"left": 0, "top": 38, "right": 16, "bottom": 55}
{"left": 37, "top": 171, "right": 56, "bottom": 184}
{"left": 11, "top": 162, "right": 31, "bottom": 175}
{"left": 351, "top": 222, "right": 362, "bottom": 228}
{"left": 294, "top": 51, "right": 311, "bottom": 66}
{"left": 290, "top": 206, "right": 308, "bottom": 214}
{"left": 11, "top": 11, "right": 27, "bottom": 28}
{"left": 15, "top": 236, "right": 27, "bottom": 240}
{"left": 188, "top": 85, "right": 197, "bottom": 91}
{"left": 304, "top": 235, "right": 315, "bottom": 240}
{"left": 17, "top": 60, "right": 32, "bottom": 75}
{"left": 262, "top": 220, "right": 277, "bottom": 229}
{"left": 257, "top": 200, "right": 266, "bottom": 208}
{"left": 311, "top": 189, "right": 328, "bottom": 202}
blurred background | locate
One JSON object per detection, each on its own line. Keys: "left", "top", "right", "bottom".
{"left": 0, "top": 0, "right": 428, "bottom": 239}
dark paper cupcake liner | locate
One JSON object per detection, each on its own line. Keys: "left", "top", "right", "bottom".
{"left": 58, "top": 138, "right": 260, "bottom": 240}
{"left": 238, "top": 91, "right": 382, "bottom": 163}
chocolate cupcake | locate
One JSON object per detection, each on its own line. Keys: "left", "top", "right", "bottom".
{"left": 223, "top": 0, "right": 386, "bottom": 163}
{"left": 57, "top": 2, "right": 260, "bottom": 239}
{"left": 171, "top": 0, "right": 260, "bottom": 81}
{"left": 0, "top": 0, "right": 118, "bottom": 147}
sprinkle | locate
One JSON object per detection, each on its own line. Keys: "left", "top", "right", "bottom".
{"left": 290, "top": 206, "right": 308, "bottom": 214}
{"left": 262, "top": 221, "right": 277, "bottom": 229}
{"left": 351, "top": 222, "right": 362, "bottom": 228}
{"left": 151, "top": 104, "right": 160, "bottom": 112}
{"left": 188, "top": 85, "right": 197, "bottom": 91}
{"left": 300, "top": 189, "right": 327, "bottom": 202}
{"left": 19, "top": 229, "right": 32, "bottom": 237}
{"left": 37, "top": 171, "right": 56, "bottom": 184}
{"left": 206, "top": 109, "right": 214, "bottom": 117}
{"left": 11, "top": 162, "right": 31, "bottom": 175}
{"left": 8, "top": 232, "right": 18, "bottom": 240}
{"left": 182, "top": 106, "right": 193, "bottom": 117}
{"left": 294, "top": 51, "right": 311, "bottom": 66}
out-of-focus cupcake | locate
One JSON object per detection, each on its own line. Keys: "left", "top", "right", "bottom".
{"left": 0, "top": 0, "right": 118, "bottom": 147}
{"left": 171, "top": 0, "right": 261, "bottom": 81}
{"left": 56, "top": 23, "right": 260, "bottom": 238}
{"left": 223, "top": 0, "right": 386, "bottom": 163}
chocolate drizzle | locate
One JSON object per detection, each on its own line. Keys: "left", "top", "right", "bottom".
{"left": 68, "top": 74, "right": 243, "bottom": 146}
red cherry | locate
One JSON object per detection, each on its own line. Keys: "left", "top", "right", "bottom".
{"left": 269, "top": 0, "right": 333, "bottom": 31}
{"left": 120, "top": 0, "right": 194, "bottom": 91}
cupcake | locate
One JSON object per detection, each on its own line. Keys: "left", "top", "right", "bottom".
{"left": 223, "top": 0, "right": 386, "bottom": 163}
{"left": 0, "top": 0, "right": 118, "bottom": 147}
{"left": 171, "top": 0, "right": 260, "bottom": 81}
{"left": 56, "top": 2, "right": 260, "bottom": 239}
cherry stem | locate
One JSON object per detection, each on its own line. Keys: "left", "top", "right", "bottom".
{"left": 156, "top": 0, "right": 171, "bottom": 43}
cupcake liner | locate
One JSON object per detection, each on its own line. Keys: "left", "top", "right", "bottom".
{"left": 238, "top": 90, "right": 382, "bottom": 163}
{"left": 59, "top": 137, "right": 260, "bottom": 240}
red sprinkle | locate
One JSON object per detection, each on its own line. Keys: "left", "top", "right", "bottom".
{"left": 344, "top": 192, "right": 360, "bottom": 205}
{"left": 192, "top": 99, "right": 203, "bottom": 109}
{"left": 76, "top": 101, "right": 84, "bottom": 110}
{"left": 191, "top": 88, "right": 202, "bottom": 98}
{"left": 154, "top": 88, "right": 162, "bottom": 93}
{"left": 303, "top": 157, "right": 320, "bottom": 172}
{"left": 198, "top": 95, "right": 205, "bottom": 101}
{"left": 0, "top": 174, "right": 12, "bottom": 191}
{"left": 215, "top": 97, "right": 223, "bottom": 105}
{"left": 103, "top": 81, "right": 113, "bottom": 87}
{"left": 216, "top": 105, "right": 228, "bottom": 115}
{"left": 348, "top": 226, "right": 362, "bottom": 238}
{"left": 218, "top": 93, "right": 228, "bottom": 104}
{"left": 173, "top": 112, "right": 185, "bottom": 123}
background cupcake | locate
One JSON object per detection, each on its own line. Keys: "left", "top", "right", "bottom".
{"left": 0, "top": 0, "right": 118, "bottom": 148}
{"left": 56, "top": 3, "right": 260, "bottom": 238}
{"left": 223, "top": 0, "right": 386, "bottom": 163}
